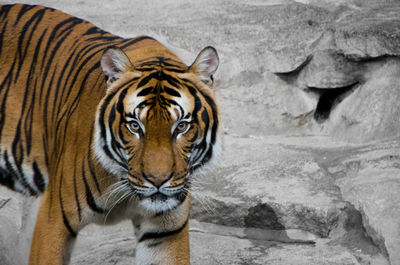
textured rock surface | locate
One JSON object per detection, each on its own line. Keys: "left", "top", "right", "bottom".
{"left": 0, "top": 188, "right": 38, "bottom": 265}
{"left": 332, "top": 139, "right": 400, "bottom": 264}
{"left": 0, "top": 0, "right": 400, "bottom": 264}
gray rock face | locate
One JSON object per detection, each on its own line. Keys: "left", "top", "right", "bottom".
{"left": 334, "top": 4, "right": 400, "bottom": 58}
{"left": 190, "top": 135, "right": 396, "bottom": 264}
{"left": 0, "top": 0, "right": 399, "bottom": 265}
{"left": 332, "top": 140, "right": 400, "bottom": 264}
{"left": 0, "top": 188, "right": 38, "bottom": 265}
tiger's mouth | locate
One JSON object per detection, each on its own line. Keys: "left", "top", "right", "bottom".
{"left": 138, "top": 190, "right": 185, "bottom": 202}
{"left": 150, "top": 192, "right": 169, "bottom": 202}
{"left": 138, "top": 191, "right": 187, "bottom": 214}
{"left": 130, "top": 180, "right": 189, "bottom": 214}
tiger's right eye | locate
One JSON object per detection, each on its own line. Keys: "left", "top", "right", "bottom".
{"left": 174, "top": 121, "right": 190, "bottom": 135}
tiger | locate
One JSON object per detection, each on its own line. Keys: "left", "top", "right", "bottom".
{"left": 0, "top": 4, "right": 220, "bottom": 265}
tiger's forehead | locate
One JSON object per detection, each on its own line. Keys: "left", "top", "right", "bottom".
{"left": 123, "top": 77, "right": 193, "bottom": 122}
{"left": 133, "top": 56, "right": 188, "bottom": 72}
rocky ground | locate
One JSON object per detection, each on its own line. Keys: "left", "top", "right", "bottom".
{"left": 0, "top": 0, "right": 400, "bottom": 264}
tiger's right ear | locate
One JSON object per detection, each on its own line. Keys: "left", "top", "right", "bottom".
{"left": 101, "top": 47, "right": 133, "bottom": 84}
{"left": 189, "top": 46, "right": 219, "bottom": 85}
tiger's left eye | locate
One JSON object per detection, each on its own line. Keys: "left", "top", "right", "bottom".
{"left": 175, "top": 121, "right": 190, "bottom": 134}
{"left": 127, "top": 121, "right": 141, "bottom": 134}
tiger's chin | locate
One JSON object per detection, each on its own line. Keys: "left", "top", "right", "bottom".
{"left": 139, "top": 193, "right": 182, "bottom": 214}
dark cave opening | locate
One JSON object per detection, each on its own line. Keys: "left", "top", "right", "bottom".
{"left": 306, "top": 82, "right": 359, "bottom": 123}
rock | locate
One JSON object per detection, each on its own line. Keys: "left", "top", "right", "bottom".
{"left": 325, "top": 58, "right": 400, "bottom": 141}
{"left": 331, "top": 139, "right": 400, "bottom": 265}
{"left": 70, "top": 219, "right": 388, "bottom": 265}
{"left": 0, "top": 187, "right": 39, "bottom": 265}
{"left": 297, "top": 50, "right": 361, "bottom": 89}
{"left": 70, "top": 221, "right": 136, "bottom": 265}
{"left": 189, "top": 220, "right": 372, "bottom": 265}
{"left": 334, "top": 4, "right": 400, "bottom": 59}
{"left": 191, "top": 134, "right": 394, "bottom": 263}
{"left": 191, "top": 135, "right": 348, "bottom": 237}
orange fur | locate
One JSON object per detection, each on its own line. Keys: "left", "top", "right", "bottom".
{"left": 0, "top": 4, "right": 219, "bottom": 265}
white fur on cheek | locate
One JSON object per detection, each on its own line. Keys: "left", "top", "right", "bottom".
{"left": 93, "top": 115, "right": 127, "bottom": 176}
{"left": 190, "top": 127, "right": 222, "bottom": 180}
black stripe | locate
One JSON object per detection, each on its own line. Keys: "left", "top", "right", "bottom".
{"left": 55, "top": 17, "right": 83, "bottom": 39}
{"left": 42, "top": 134, "right": 49, "bottom": 167}
{"left": 0, "top": 167, "right": 15, "bottom": 190}
{"left": 12, "top": 121, "right": 23, "bottom": 166}
{"left": 0, "top": 61, "right": 15, "bottom": 141}
{"left": 109, "top": 103, "right": 127, "bottom": 164}
{"left": 137, "top": 72, "right": 159, "bottom": 88}
{"left": 15, "top": 8, "right": 45, "bottom": 81}
{"left": 161, "top": 71, "right": 182, "bottom": 87}
{"left": 36, "top": 29, "right": 48, "bottom": 104}
{"left": 164, "top": 86, "right": 181, "bottom": 97}
{"left": 15, "top": 4, "right": 37, "bottom": 25}
{"left": 202, "top": 94, "right": 218, "bottom": 144}
{"left": 119, "top": 36, "right": 154, "bottom": 49}
{"left": 201, "top": 108, "right": 210, "bottom": 127}
{"left": 0, "top": 20, "right": 8, "bottom": 57}
{"left": 185, "top": 84, "right": 201, "bottom": 123}
{"left": 24, "top": 80, "right": 35, "bottom": 155}
{"left": 73, "top": 159, "right": 82, "bottom": 221}
{"left": 138, "top": 218, "right": 188, "bottom": 242}
{"left": 82, "top": 163, "right": 105, "bottom": 213}
{"left": 0, "top": 5, "right": 13, "bottom": 22}
{"left": 86, "top": 36, "right": 121, "bottom": 42}
{"left": 32, "top": 161, "right": 45, "bottom": 192}
{"left": 83, "top": 26, "right": 108, "bottom": 36}
{"left": 59, "top": 173, "right": 77, "bottom": 237}
{"left": 42, "top": 64, "right": 57, "bottom": 150}
{"left": 137, "top": 86, "right": 154, "bottom": 97}
{"left": 87, "top": 130, "right": 102, "bottom": 193}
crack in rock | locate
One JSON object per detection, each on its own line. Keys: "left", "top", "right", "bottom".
{"left": 190, "top": 219, "right": 317, "bottom": 245}
{"left": 0, "top": 198, "right": 10, "bottom": 208}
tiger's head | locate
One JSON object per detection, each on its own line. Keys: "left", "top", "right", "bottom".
{"left": 94, "top": 45, "right": 220, "bottom": 214}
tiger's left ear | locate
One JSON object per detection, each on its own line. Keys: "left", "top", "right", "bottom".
{"left": 101, "top": 47, "right": 133, "bottom": 84}
{"left": 189, "top": 46, "right": 219, "bottom": 85}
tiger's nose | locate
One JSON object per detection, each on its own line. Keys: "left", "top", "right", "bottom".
{"left": 143, "top": 173, "right": 172, "bottom": 188}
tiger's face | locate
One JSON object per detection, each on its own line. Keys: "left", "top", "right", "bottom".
{"left": 95, "top": 46, "right": 219, "bottom": 214}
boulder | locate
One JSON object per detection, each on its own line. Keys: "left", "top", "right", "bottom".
{"left": 334, "top": 4, "right": 400, "bottom": 58}
{"left": 330, "top": 139, "right": 400, "bottom": 265}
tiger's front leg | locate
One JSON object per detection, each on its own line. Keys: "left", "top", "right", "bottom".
{"left": 29, "top": 189, "right": 76, "bottom": 265}
{"left": 133, "top": 197, "right": 191, "bottom": 265}
{"left": 136, "top": 220, "right": 190, "bottom": 265}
